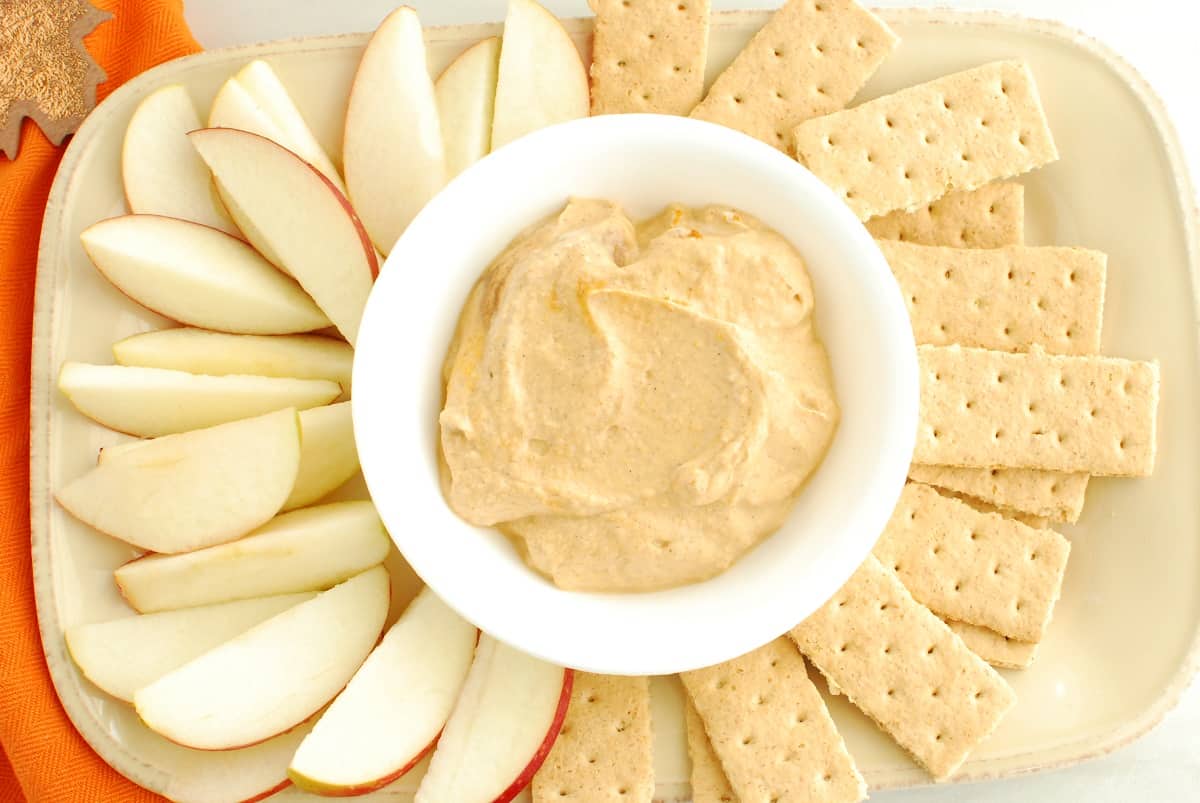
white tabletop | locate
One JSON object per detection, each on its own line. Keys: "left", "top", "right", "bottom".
{"left": 183, "top": 1, "right": 1199, "bottom": 799}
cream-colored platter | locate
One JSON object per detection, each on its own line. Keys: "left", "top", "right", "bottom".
{"left": 30, "top": 8, "right": 1200, "bottom": 802}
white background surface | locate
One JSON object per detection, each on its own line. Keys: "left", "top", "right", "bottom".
{"left": 183, "top": 1, "right": 1200, "bottom": 799}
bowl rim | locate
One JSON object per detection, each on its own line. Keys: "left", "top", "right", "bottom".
{"left": 354, "top": 113, "right": 918, "bottom": 675}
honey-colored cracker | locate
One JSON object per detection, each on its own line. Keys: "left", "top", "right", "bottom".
{"left": 789, "top": 555, "right": 1016, "bottom": 781}
{"left": 946, "top": 620, "right": 1039, "bottom": 670}
{"left": 793, "top": 61, "right": 1058, "bottom": 220}
{"left": 916, "top": 345, "right": 1160, "bottom": 476}
{"left": 873, "top": 483, "right": 1071, "bottom": 642}
{"left": 866, "top": 183, "right": 1024, "bottom": 248}
{"left": 0, "top": 0, "right": 111, "bottom": 158}
{"left": 588, "top": 0, "right": 710, "bottom": 116}
{"left": 532, "top": 673, "right": 654, "bottom": 803}
{"left": 935, "top": 487, "right": 1052, "bottom": 529}
{"left": 814, "top": 622, "right": 1036, "bottom": 682}
{"left": 681, "top": 638, "right": 865, "bottom": 803}
{"left": 879, "top": 240, "right": 1106, "bottom": 356}
{"left": 689, "top": 0, "right": 897, "bottom": 150}
{"left": 1013, "top": 513, "right": 1049, "bottom": 529}
{"left": 684, "top": 695, "right": 737, "bottom": 803}
{"left": 888, "top": 236, "right": 1101, "bottom": 519}
{"left": 908, "top": 465, "right": 1088, "bottom": 524}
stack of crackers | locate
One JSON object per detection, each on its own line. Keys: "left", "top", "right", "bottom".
{"left": 530, "top": 1, "right": 1162, "bottom": 800}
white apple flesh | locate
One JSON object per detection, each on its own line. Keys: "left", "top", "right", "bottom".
{"left": 344, "top": 6, "right": 446, "bottom": 255}
{"left": 208, "top": 59, "right": 344, "bottom": 192}
{"left": 112, "top": 500, "right": 391, "bottom": 612}
{"left": 80, "top": 214, "right": 331, "bottom": 335}
{"left": 134, "top": 565, "right": 390, "bottom": 751}
{"left": 189, "top": 128, "right": 379, "bottom": 345}
{"left": 284, "top": 402, "right": 359, "bottom": 510}
{"left": 121, "top": 85, "right": 238, "bottom": 234}
{"left": 288, "top": 587, "right": 478, "bottom": 795}
{"left": 58, "top": 362, "right": 339, "bottom": 437}
{"left": 436, "top": 36, "right": 501, "bottom": 178}
{"left": 112, "top": 328, "right": 353, "bottom": 397}
{"left": 100, "top": 400, "right": 358, "bottom": 511}
{"left": 491, "top": 0, "right": 588, "bottom": 151}
{"left": 415, "top": 634, "right": 573, "bottom": 803}
{"left": 57, "top": 408, "right": 301, "bottom": 554}
{"left": 66, "top": 593, "right": 315, "bottom": 702}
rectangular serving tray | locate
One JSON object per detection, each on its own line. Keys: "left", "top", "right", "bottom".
{"left": 31, "top": 8, "right": 1200, "bottom": 802}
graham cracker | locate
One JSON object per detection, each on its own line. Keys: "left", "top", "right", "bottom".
{"left": 789, "top": 555, "right": 1016, "bottom": 781}
{"left": 1014, "top": 513, "right": 1049, "bottom": 529}
{"left": 793, "top": 61, "right": 1058, "bottom": 220}
{"left": 891, "top": 236, "right": 1102, "bottom": 520}
{"left": 684, "top": 696, "right": 737, "bottom": 803}
{"left": 690, "top": 0, "right": 897, "bottom": 150}
{"left": 873, "top": 483, "right": 1071, "bottom": 642}
{"left": 946, "top": 620, "right": 1038, "bottom": 670}
{"left": 879, "top": 241, "right": 1106, "bottom": 356}
{"left": 865, "top": 183, "right": 1024, "bottom": 248}
{"left": 916, "top": 345, "right": 1160, "bottom": 476}
{"left": 681, "top": 638, "right": 865, "bottom": 803}
{"left": 908, "top": 465, "right": 1089, "bottom": 524}
{"left": 532, "top": 673, "right": 654, "bottom": 803}
{"left": 588, "top": 0, "right": 710, "bottom": 116}
{"left": 938, "top": 489, "right": 1051, "bottom": 529}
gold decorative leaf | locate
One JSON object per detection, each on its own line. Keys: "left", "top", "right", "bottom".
{"left": 0, "top": 0, "right": 111, "bottom": 158}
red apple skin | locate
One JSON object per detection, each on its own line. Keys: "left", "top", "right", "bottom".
{"left": 191, "top": 127, "right": 380, "bottom": 281}
{"left": 493, "top": 668, "right": 575, "bottom": 803}
{"left": 289, "top": 734, "right": 438, "bottom": 797}
{"left": 147, "top": 719, "right": 298, "bottom": 754}
{"left": 239, "top": 779, "right": 291, "bottom": 803}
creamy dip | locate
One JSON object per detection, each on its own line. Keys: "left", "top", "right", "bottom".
{"left": 438, "top": 199, "right": 839, "bottom": 592}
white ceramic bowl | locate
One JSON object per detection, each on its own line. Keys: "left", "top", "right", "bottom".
{"left": 354, "top": 114, "right": 917, "bottom": 675}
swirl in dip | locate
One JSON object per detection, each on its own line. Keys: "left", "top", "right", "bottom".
{"left": 439, "top": 198, "right": 839, "bottom": 592}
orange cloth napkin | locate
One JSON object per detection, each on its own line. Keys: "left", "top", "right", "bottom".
{"left": 0, "top": 1, "right": 199, "bottom": 800}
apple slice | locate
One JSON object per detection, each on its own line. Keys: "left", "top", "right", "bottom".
{"left": 415, "top": 635, "right": 572, "bottom": 803}
{"left": 208, "top": 60, "right": 344, "bottom": 191}
{"left": 135, "top": 565, "right": 390, "bottom": 751}
{"left": 289, "top": 587, "right": 478, "bottom": 795}
{"left": 203, "top": 66, "right": 347, "bottom": 272}
{"left": 285, "top": 402, "right": 359, "bottom": 510}
{"left": 80, "top": 215, "right": 331, "bottom": 335}
{"left": 112, "top": 328, "right": 353, "bottom": 397}
{"left": 491, "top": 0, "right": 588, "bottom": 151}
{"left": 344, "top": 6, "right": 446, "bottom": 255}
{"left": 436, "top": 36, "right": 501, "bottom": 178}
{"left": 101, "top": 400, "right": 358, "bottom": 511}
{"left": 121, "top": 85, "right": 238, "bottom": 235}
{"left": 112, "top": 500, "right": 390, "bottom": 612}
{"left": 56, "top": 408, "right": 301, "bottom": 554}
{"left": 58, "top": 362, "right": 339, "bottom": 437}
{"left": 190, "top": 128, "right": 379, "bottom": 345}
{"left": 66, "top": 593, "right": 314, "bottom": 702}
